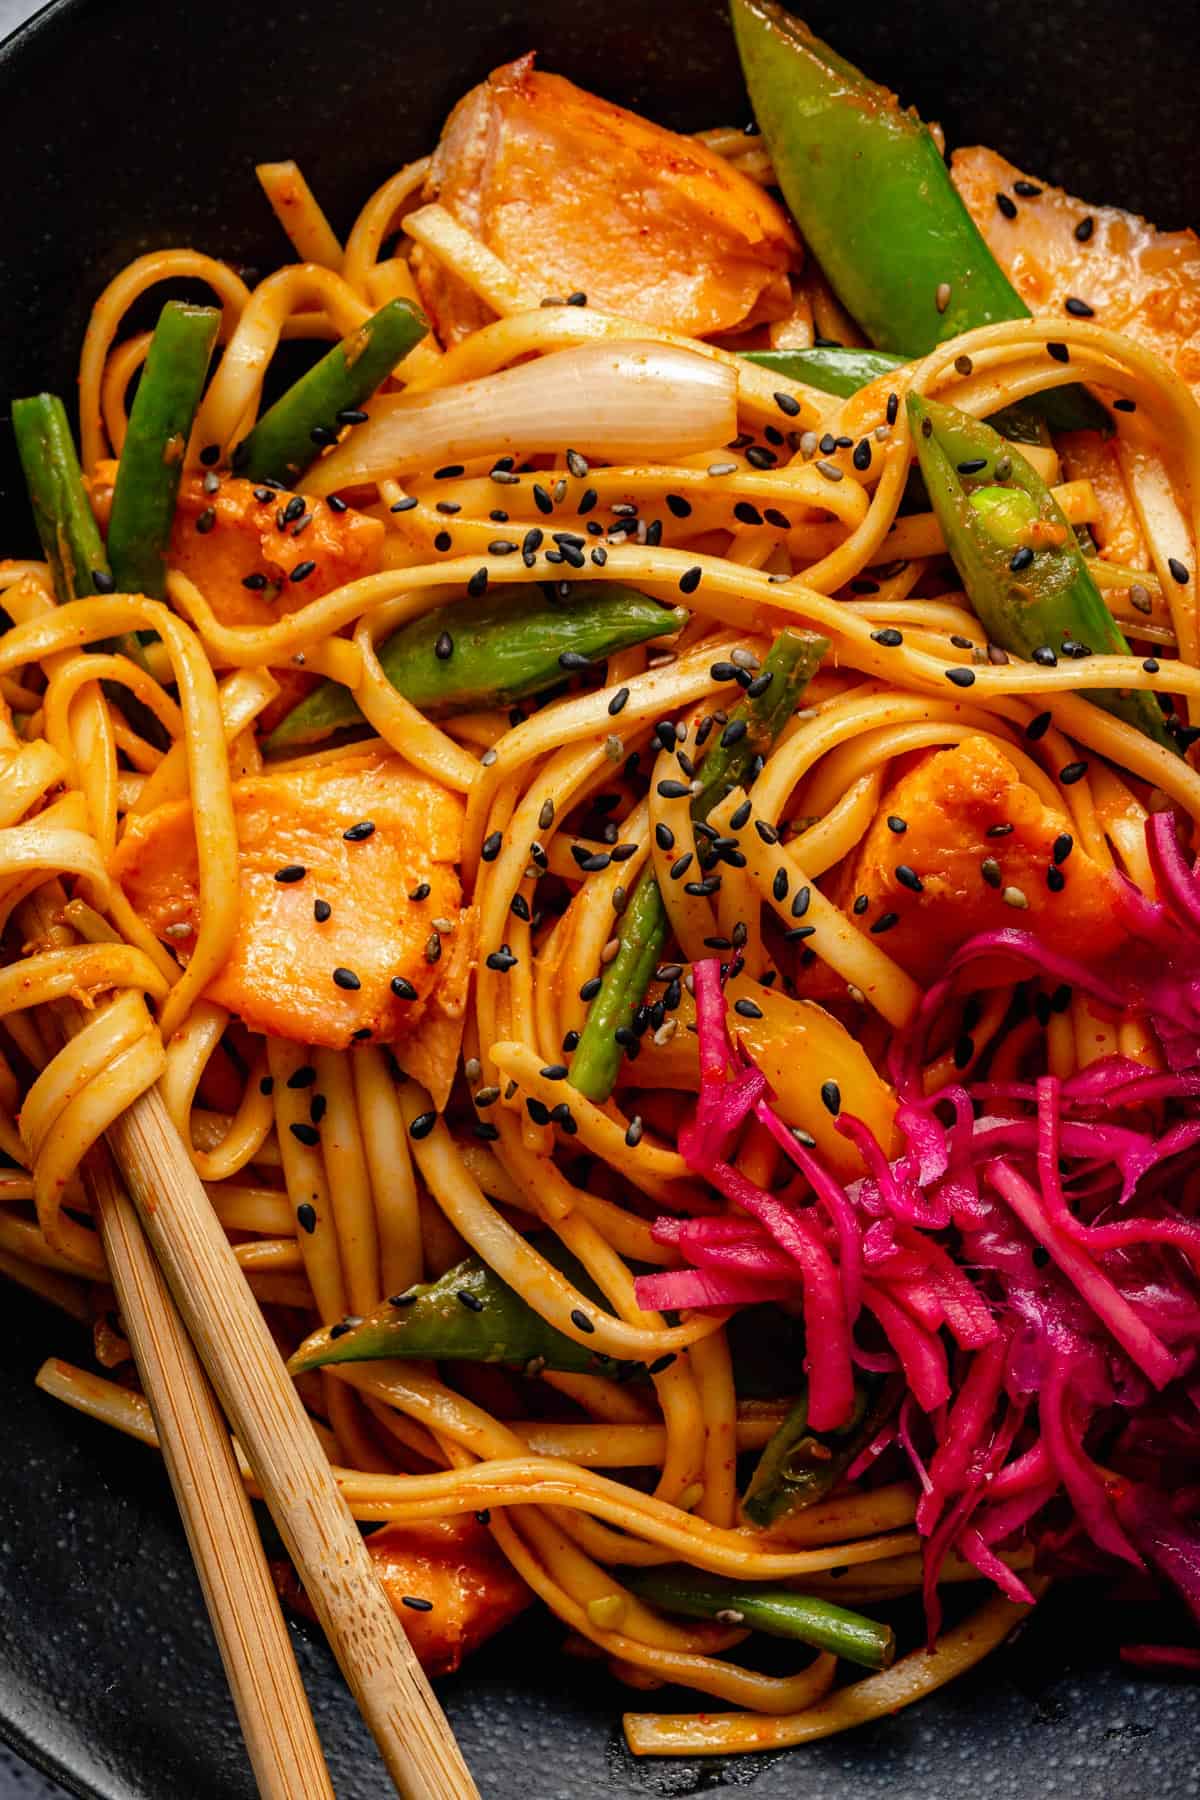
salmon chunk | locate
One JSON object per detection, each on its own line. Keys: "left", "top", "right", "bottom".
{"left": 276, "top": 1516, "right": 530, "bottom": 1677}
{"left": 840, "top": 736, "right": 1125, "bottom": 984}
{"left": 415, "top": 53, "right": 798, "bottom": 344}
{"left": 90, "top": 462, "right": 384, "bottom": 727}
{"left": 951, "top": 145, "right": 1200, "bottom": 401}
{"left": 111, "top": 749, "right": 467, "bottom": 1051}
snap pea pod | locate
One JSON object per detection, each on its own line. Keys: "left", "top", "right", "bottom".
{"left": 288, "top": 1251, "right": 631, "bottom": 1376}
{"left": 107, "top": 302, "right": 220, "bottom": 600}
{"left": 742, "top": 346, "right": 1090, "bottom": 442}
{"left": 568, "top": 626, "right": 828, "bottom": 1104}
{"left": 264, "top": 584, "right": 687, "bottom": 750}
{"left": 743, "top": 1375, "right": 889, "bottom": 1527}
{"left": 732, "top": 1, "right": 1108, "bottom": 433}
{"left": 908, "top": 393, "right": 1174, "bottom": 752}
{"left": 623, "top": 1568, "right": 895, "bottom": 1670}
{"left": 233, "top": 298, "right": 428, "bottom": 485}
{"left": 11, "top": 394, "right": 156, "bottom": 681}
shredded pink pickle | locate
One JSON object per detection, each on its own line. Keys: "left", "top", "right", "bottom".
{"left": 654, "top": 818, "right": 1200, "bottom": 1632}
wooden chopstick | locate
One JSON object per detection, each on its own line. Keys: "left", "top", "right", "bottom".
{"left": 24, "top": 889, "right": 479, "bottom": 1798}
{"left": 23, "top": 892, "right": 333, "bottom": 1799}
{"left": 86, "top": 1146, "right": 336, "bottom": 1799}
{"left": 106, "top": 1085, "right": 481, "bottom": 1800}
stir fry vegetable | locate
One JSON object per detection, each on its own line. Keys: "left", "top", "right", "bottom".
{"left": 624, "top": 1568, "right": 896, "bottom": 1670}
{"left": 265, "top": 585, "right": 687, "bottom": 749}
{"left": 234, "top": 298, "right": 428, "bottom": 484}
{"left": 568, "top": 626, "right": 827, "bottom": 1103}
{"left": 12, "top": 393, "right": 156, "bottom": 683}
{"left": 732, "top": 1, "right": 1107, "bottom": 434}
{"left": 289, "top": 1252, "right": 630, "bottom": 1376}
{"left": 908, "top": 394, "right": 1174, "bottom": 750}
{"left": 107, "top": 302, "right": 220, "bottom": 600}
{"left": 743, "top": 1378, "right": 890, "bottom": 1527}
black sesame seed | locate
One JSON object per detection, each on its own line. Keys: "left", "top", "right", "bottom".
{"left": 259, "top": 1075, "right": 275, "bottom": 1096}
{"left": 871, "top": 628, "right": 903, "bottom": 648}
{"left": 313, "top": 898, "right": 331, "bottom": 922}
{"left": 390, "top": 494, "right": 418, "bottom": 513}
{"left": 996, "top": 192, "right": 1018, "bottom": 220}
{"left": 679, "top": 566, "right": 702, "bottom": 596}
{"left": 853, "top": 893, "right": 869, "bottom": 915}
{"left": 1026, "top": 711, "right": 1052, "bottom": 740}
{"left": 957, "top": 457, "right": 988, "bottom": 475}
{"left": 946, "top": 667, "right": 976, "bottom": 687}
{"left": 401, "top": 1595, "right": 433, "bottom": 1612}
{"left": 409, "top": 1110, "right": 437, "bottom": 1139}
{"left": 290, "top": 559, "right": 317, "bottom": 583}
{"left": 391, "top": 976, "right": 418, "bottom": 1001}
{"left": 1060, "top": 761, "right": 1088, "bottom": 784}
{"left": 241, "top": 572, "right": 269, "bottom": 590}
{"left": 886, "top": 392, "right": 899, "bottom": 426}
{"left": 287, "top": 1065, "right": 317, "bottom": 1089}
{"left": 1143, "top": 658, "right": 1160, "bottom": 674}
{"left": 981, "top": 857, "right": 1003, "bottom": 889}
{"left": 734, "top": 998, "right": 763, "bottom": 1019}
{"left": 670, "top": 852, "right": 693, "bottom": 880}
{"left": 434, "top": 630, "right": 454, "bottom": 661}
{"left": 481, "top": 831, "right": 503, "bottom": 862}
{"left": 274, "top": 863, "right": 306, "bottom": 883}
{"left": 1064, "top": 296, "right": 1095, "bottom": 317}
{"left": 532, "top": 483, "right": 553, "bottom": 515}
{"left": 486, "top": 947, "right": 518, "bottom": 972}
{"left": 199, "top": 444, "right": 221, "bottom": 466}
{"left": 1169, "top": 558, "right": 1190, "bottom": 585}
{"left": 666, "top": 493, "right": 692, "bottom": 519}
{"left": 853, "top": 439, "right": 872, "bottom": 471}
{"left": 657, "top": 779, "right": 691, "bottom": 800}
{"left": 986, "top": 823, "right": 1015, "bottom": 838}
{"left": 570, "top": 1309, "right": 595, "bottom": 1334}
{"left": 870, "top": 911, "right": 899, "bottom": 934}
{"left": 721, "top": 718, "right": 748, "bottom": 748}
{"left": 820, "top": 1079, "right": 841, "bottom": 1115}
{"left": 332, "top": 967, "right": 361, "bottom": 991}
{"left": 1113, "top": 398, "right": 1136, "bottom": 413}
{"left": 409, "top": 881, "right": 431, "bottom": 902}
{"left": 1014, "top": 179, "right": 1042, "bottom": 197}
{"left": 290, "top": 1122, "right": 320, "bottom": 1147}
{"left": 309, "top": 425, "right": 337, "bottom": 448}
{"left": 296, "top": 1202, "right": 317, "bottom": 1233}
{"left": 895, "top": 864, "right": 924, "bottom": 893}
{"left": 310, "top": 1093, "right": 328, "bottom": 1124}
{"left": 792, "top": 886, "right": 811, "bottom": 918}
{"left": 195, "top": 506, "right": 216, "bottom": 534}
{"left": 1032, "top": 646, "right": 1058, "bottom": 667}
{"left": 433, "top": 531, "right": 452, "bottom": 552}
{"left": 1047, "top": 865, "right": 1066, "bottom": 892}
{"left": 343, "top": 820, "right": 375, "bottom": 842}
{"left": 772, "top": 866, "right": 788, "bottom": 902}
{"left": 774, "top": 390, "right": 802, "bottom": 418}
{"left": 580, "top": 977, "right": 601, "bottom": 1001}
{"left": 887, "top": 816, "right": 907, "bottom": 835}
{"left": 1046, "top": 342, "right": 1070, "bottom": 364}
{"left": 1010, "top": 546, "right": 1035, "bottom": 573}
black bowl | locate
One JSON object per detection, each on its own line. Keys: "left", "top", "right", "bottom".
{"left": 2, "top": 0, "right": 1199, "bottom": 1794}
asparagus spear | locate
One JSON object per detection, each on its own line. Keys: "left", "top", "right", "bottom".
{"left": 264, "top": 584, "right": 687, "bottom": 750}
{"left": 11, "top": 394, "right": 155, "bottom": 684}
{"left": 742, "top": 1377, "right": 888, "bottom": 1527}
{"left": 908, "top": 393, "right": 1174, "bottom": 751}
{"left": 288, "top": 1251, "right": 631, "bottom": 1376}
{"left": 568, "top": 626, "right": 827, "bottom": 1104}
{"left": 233, "top": 298, "right": 428, "bottom": 485}
{"left": 732, "top": 1, "right": 1108, "bottom": 433}
{"left": 623, "top": 1568, "right": 895, "bottom": 1670}
{"left": 107, "top": 301, "right": 219, "bottom": 600}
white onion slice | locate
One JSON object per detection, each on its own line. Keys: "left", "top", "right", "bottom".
{"left": 304, "top": 340, "right": 738, "bottom": 495}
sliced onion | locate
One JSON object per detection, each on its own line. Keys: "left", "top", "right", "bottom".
{"left": 305, "top": 340, "right": 738, "bottom": 493}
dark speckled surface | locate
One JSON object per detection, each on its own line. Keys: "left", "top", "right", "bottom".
{"left": 1, "top": 0, "right": 1199, "bottom": 1793}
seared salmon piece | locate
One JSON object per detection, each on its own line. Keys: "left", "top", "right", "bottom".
{"left": 415, "top": 53, "right": 798, "bottom": 344}
{"left": 111, "top": 749, "right": 468, "bottom": 1052}
{"left": 275, "top": 1516, "right": 530, "bottom": 1677}
{"left": 839, "top": 736, "right": 1125, "bottom": 984}
{"left": 951, "top": 145, "right": 1200, "bottom": 400}
{"left": 90, "top": 462, "right": 385, "bottom": 728}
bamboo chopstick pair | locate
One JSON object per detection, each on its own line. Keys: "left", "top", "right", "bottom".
{"left": 23, "top": 889, "right": 479, "bottom": 1800}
